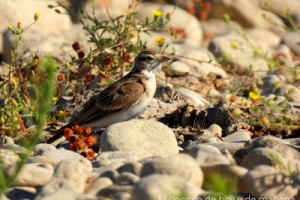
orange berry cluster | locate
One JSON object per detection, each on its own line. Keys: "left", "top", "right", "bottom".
{"left": 57, "top": 74, "right": 65, "bottom": 81}
{"left": 187, "top": 1, "right": 212, "bottom": 21}
{"left": 64, "top": 125, "right": 99, "bottom": 160}
{"left": 72, "top": 42, "right": 85, "bottom": 59}
{"left": 122, "top": 54, "right": 131, "bottom": 62}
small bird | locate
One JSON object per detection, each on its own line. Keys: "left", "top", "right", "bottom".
{"left": 47, "top": 50, "right": 170, "bottom": 143}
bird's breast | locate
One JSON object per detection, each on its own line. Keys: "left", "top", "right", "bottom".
{"left": 140, "top": 71, "right": 157, "bottom": 98}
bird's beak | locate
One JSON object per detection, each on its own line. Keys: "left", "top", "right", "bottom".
{"left": 151, "top": 55, "right": 170, "bottom": 72}
{"left": 159, "top": 56, "right": 171, "bottom": 63}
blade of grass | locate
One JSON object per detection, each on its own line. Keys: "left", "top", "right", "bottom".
{"left": 0, "top": 57, "right": 56, "bottom": 196}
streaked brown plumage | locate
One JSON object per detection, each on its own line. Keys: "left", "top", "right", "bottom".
{"left": 47, "top": 50, "right": 170, "bottom": 143}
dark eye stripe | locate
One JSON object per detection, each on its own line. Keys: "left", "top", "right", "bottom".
{"left": 147, "top": 56, "right": 154, "bottom": 60}
{"left": 140, "top": 55, "right": 154, "bottom": 61}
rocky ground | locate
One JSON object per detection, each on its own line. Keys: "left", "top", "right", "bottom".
{"left": 1, "top": 0, "right": 300, "bottom": 199}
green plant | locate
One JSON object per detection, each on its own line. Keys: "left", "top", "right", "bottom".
{"left": 0, "top": 12, "right": 57, "bottom": 195}
{"left": 46, "top": 1, "right": 179, "bottom": 127}
{"left": 0, "top": 56, "right": 56, "bottom": 195}
{"left": 48, "top": 1, "right": 173, "bottom": 90}
{"left": 220, "top": 13, "right": 300, "bottom": 137}
{"left": 203, "top": 173, "right": 238, "bottom": 199}
{"left": 0, "top": 12, "right": 41, "bottom": 138}
{"left": 270, "top": 151, "right": 300, "bottom": 176}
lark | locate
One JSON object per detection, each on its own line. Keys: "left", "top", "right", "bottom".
{"left": 47, "top": 50, "right": 170, "bottom": 142}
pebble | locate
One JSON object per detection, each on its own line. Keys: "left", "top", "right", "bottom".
{"left": 245, "top": 136, "right": 300, "bottom": 160}
{"left": 166, "top": 43, "right": 228, "bottom": 79}
{"left": 94, "top": 151, "right": 139, "bottom": 167}
{"left": 34, "top": 144, "right": 56, "bottom": 155}
{"left": 241, "top": 147, "right": 283, "bottom": 169}
{"left": 5, "top": 187, "right": 36, "bottom": 200}
{"left": 202, "top": 19, "right": 241, "bottom": 39}
{"left": 29, "top": 155, "right": 60, "bottom": 167}
{"left": 114, "top": 172, "right": 140, "bottom": 185}
{"left": 36, "top": 158, "right": 92, "bottom": 197}
{"left": 0, "top": 136, "right": 14, "bottom": 145}
{"left": 0, "top": 0, "right": 71, "bottom": 62}
{"left": 223, "top": 130, "right": 252, "bottom": 142}
{"left": 260, "top": 0, "right": 300, "bottom": 14}
{"left": 208, "top": 142, "right": 246, "bottom": 164}
{"left": 11, "top": 163, "right": 54, "bottom": 187}
{"left": 176, "top": 87, "right": 209, "bottom": 106}
{"left": 85, "top": 177, "right": 113, "bottom": 196}
{"left": 203, "top": 123, "right": 223, "bottom": 137}
{"left": 141, "top": 153, "right": 203, "bottom": 187}
{"left": 282, "top": 29, "right": 300, "bottom": 56}
{"left": 41, "top": 149, "right": 86, "bottom": 162}
{"left": 208, "top": 32, "right": 269, "bottom": 76}
{"left": 270, "top": 44, "right": 294, "bottom": 65}
{"left": 117, "top": 162, "right": 143, "bottom": 176}
{"left": 132, "top": 174, "right": 202, "bottom": 200}
{"left": 247, "top": 28, "right": 281, "bottom": 49}
{"left": 93, "top": 161, "right": 125, "bottom": 175}
{"left": 242, "top": 165, "right": 299, "bottom": 199}
{"left": 160, "top": 4, "right": 203, "bottom": 44}
{"left": 113, "top": 192, "right": 132, "bottom": 200}
{"left": 260, "top": 74, "right": 284, "bottom": 96}
{"left": 99, "top": 170, "right": 119, "bottom": 182}
{"left": 0, "top": 149, "right": 20, "bottom": 171}
{"left": 168, "top": 61, "right": 190, "bottom": 76}
{"left": 35, "top": 189, "right": 92, "bottom": 200}
{"left": 187, "top": 144, "right": 231, "bottom": 166}
{"left": 101, "top": 119, "right": 179, "bottom": 159}
{"left": 241, "top": 147, "right": 300, "bottom": 174}
{"left": 97, "top": 185, "right": 133, "bottom": 198}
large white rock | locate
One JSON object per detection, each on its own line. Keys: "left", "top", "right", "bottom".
{"left": 101, "top": 119, "right": 179, "bottom": 159}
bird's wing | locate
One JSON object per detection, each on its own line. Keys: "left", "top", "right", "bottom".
{"left": 72, "top": 78, "right": 146, "bottom": 126}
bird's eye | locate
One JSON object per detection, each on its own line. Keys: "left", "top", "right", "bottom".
{"left": 146, "top": 56, "right": 153, "bottom": 61}
{"left": 140, "top": 55, "right": 154, "bottom": 62}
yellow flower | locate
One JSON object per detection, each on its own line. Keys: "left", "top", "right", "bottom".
{"left": 57, "top": 110, "right": 68, "bottom": 120}
{"left": 52, "top": 97, "right": 59, "bottom": 104}
{"left": 34, "top": 12, "right": 40, "bottom": 21}
{"left": 10, "top": 78, "right": 18, "bottom": 88}
{"left": 152, "top": 10, "right": 163, "bottom": 19}
{"left": 231, "top": 41, "right": 238, "bottom": 49}
{"left": 249, "top": 91, "right": 260, "bottom": 101}
{"left": 155, "top": 37, "right": 165, "bottom": 47}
